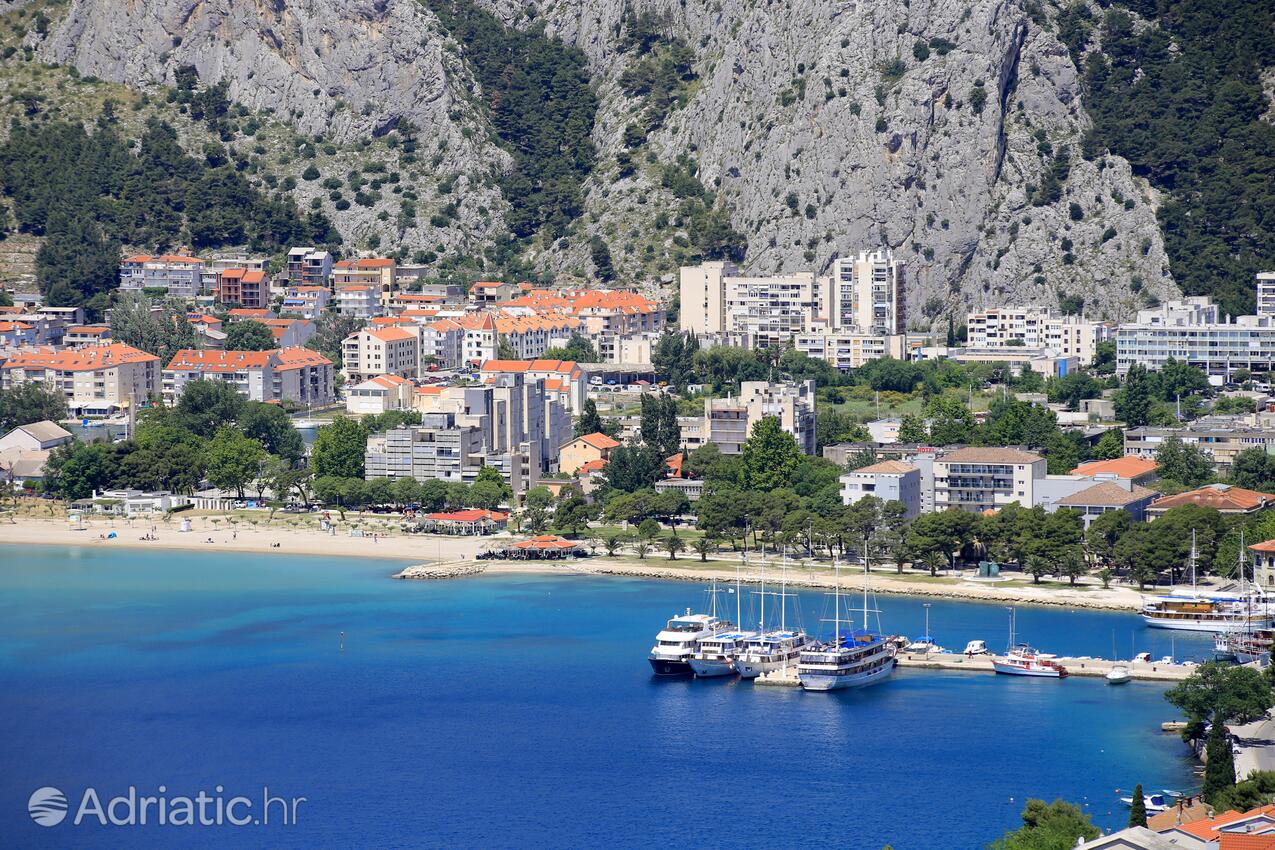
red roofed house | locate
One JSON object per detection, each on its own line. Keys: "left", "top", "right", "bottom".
{"left": 559, "top": 432, "right": 621, "bottom": 475}
{"left": 0, "top": 320, "right": 37, "bottom": 348}
{"left": 118, "top": 254, "right": 205, "bottom": 298}
{"left": 415, "top": 318, "right": 464, "bottom": 369}
{"left": 1147, "top": 483, "right": 1275, "bottom": 520}
{"left": 333, "top": 258, "right": 397, "bottom": 305}
{"left": 214, "top": 268, "right": 270, "bottom": 309}
{"left": 1, "top": 343, "right": 160, "bottom": 416}
{"left": 163, "top": 347, "right": 333, "bottom": 405}
{"left": 345, "top": 374, "right": 415, "bottom": 416}
{"left": 334, "top": 285, "right": 382, "bottom": 319}
{"left": 342, "top": 326, "right": 420, "bottom": 383}
{"left": 1155, "top": 803, "right": 1275, "bottom": 848}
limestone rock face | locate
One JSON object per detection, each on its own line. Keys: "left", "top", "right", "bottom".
{"left": 39, "top": 0, "right": 1175, "bottom": 321}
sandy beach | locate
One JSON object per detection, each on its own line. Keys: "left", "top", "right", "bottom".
{"left": 1, "top": 514, "right": 1150, "bottom": 611}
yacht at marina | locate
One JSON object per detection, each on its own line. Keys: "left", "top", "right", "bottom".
{"left": 734, "top": 553, "right": 812, "bottom": 679}
{"left": 797, "top": 560, "right": 896, "bottom": 692}
{"left": 648, "top": 579, "right": 735, "bottom": 676}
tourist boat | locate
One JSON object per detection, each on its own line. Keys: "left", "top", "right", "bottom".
{"left": 689, "top": 632, "right": 753, "bottom": 677}
{"left": 1215, "top": 629, "right": 1275, "bottom": 664}
{"left": 797, "top": 559, "right": 896, "bottom": 692}
{"left": 648, "top": 580, "right": 735, "bottom": 676}
{"left": 903, "top": 603, "right": 949, "bottom": 654}
{"left": 1142, "top": 531, "right": 1272, "bottom": 633}
{"left": 992, "top": 609, "right": 1068, "bottom": 678}
{"left": 735, "top": 552, "right": 812, "bottom": 679}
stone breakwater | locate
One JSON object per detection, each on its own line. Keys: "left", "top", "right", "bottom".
{"left": 392, "top": 563, "right": 486, "bottom": 580}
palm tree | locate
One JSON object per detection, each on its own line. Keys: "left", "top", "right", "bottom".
{"left": 692, "top": 536, "right": 715, "bottom": 562}
{"left": 921, "top": 550, "right": 946, "bottom": 578}
{"left": 663, "top": 535, "right": 686, "bottom": 561}
{"left": 602, "top": 533, "right": 628, "bottom": 557}
{"left": 635, "top": 540, "right": 650, "bottom": 560}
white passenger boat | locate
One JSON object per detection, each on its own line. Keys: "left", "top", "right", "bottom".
{"left": 1143, "top": 531, "right": 1272, "bottom": 632}
{"left": 648, "top": 580, "right": 735, "bottom": 676}
{"left": 797, "top": 559, "right": 896, "bottom": 692}
{"left": 734, "top": 553, "right": 811, "bottom": 679}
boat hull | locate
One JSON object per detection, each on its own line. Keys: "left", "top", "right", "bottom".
{"left": 799, "top": 657, "right": 896, "bottom": 691}
{"left": 688, "top": 658, "right": 736, "bottom": 678}
{"left": 736, "top": 657, "right": 798, "bottom": 679}
{"left": 992, "top": 660, "right": 1065, "bottom": 678}
{"left": 1142, "top": 615, "right": 1269, "bottom": 633}
{"left": 648, "top": 657, "right": 693, "bottom": 676}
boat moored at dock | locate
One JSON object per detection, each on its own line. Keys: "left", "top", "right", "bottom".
{"left": 796, "top": 558, "right": 896, "bottom": 692}
{"left": 736, "top": 630, "right": 812, "bottom": 679}
{"left": 689, "top": 632, "right": 754, "bottom": 677}
{"left": 648, "top": 609, "right": 733, "bottom": 676}
{"left": 992, "top": 609, "right": 1068, "bottom": 678}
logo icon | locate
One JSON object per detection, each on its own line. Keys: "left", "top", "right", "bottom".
{"left": 28, "top": 787, "right": 68, "bottom": 827}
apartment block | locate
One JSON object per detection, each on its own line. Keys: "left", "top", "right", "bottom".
{"left": 281, "top": 286, "right": 332, "bottom": 320}
{"left": 1124, "top": 421, "right": 1275, "bottom": 472}
{"left": 333, "top": 258, "right": 397, "bottom": 304}
{"left": 839, "top": 460, "right": 921, "bottom": 517}
{"left": 0, "top": 320, "right": 37, "bottom": 349}
{"left": 163, "top": 347, "right": 333, "bottom": 405}
{"left": 479, "top": 359, "right": 587, "bottom": 413}
{"left": 694, "top": 380, "right": 818, "bottom": 455}
{"left": 214, "top": 269, "right": 270, "bottom": 309}
{"left": 794, "top": 331, "right": 908, "bottom": 370}
{"left": 494, "top": 314, "right": 579, "bottom": 359}
{"left": 345, "top": 374, "right": 415, "bottom": 416}
{"left": 932, "top": 447, "right": 1047, "bottom": 513}
{"left": 966, "top": 306, "right": 1111, "bottom": 363}
{"left": 415, "top": 318, "right": 465, "bottom": 369}
{"left": 680, "top": 249, "right": 901, "bottom": 357}
{"left": 1113, "top": 294, "right": 1275, "bottom": 377}
{"left": 285, "top": 248, "right": 333, "bottom": 288}
{"left": 1, "top": 343, "right": 160, "bottom": 415}
{"left": 365, "top": 413, "right": 485, "bottom": 483}
{"left": 342, "top": 326, "right": 419, "bottom": 383}
{"left": 334, "top": 285, "right": 381, "bottom": 319}
{"left": 118, "top": 254, "right": 206, "bottom": 298}
{"left": 62, "top": 325, "right": 113, "bottom": 347}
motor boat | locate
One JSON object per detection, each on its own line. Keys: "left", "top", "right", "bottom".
{"left": 962, "top": 640, "right": 989, "bottom": 656}
{"left": 1106, "top": 666, "right": 1131, "bottom": 685}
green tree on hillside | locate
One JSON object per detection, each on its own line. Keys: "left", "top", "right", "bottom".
{"left": 988, "top": 799, "right": 1098, "bottom": 850}
{"left": 225, "top": 320, "right": 276, "bottom": 351}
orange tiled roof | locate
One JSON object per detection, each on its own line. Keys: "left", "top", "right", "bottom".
{"left": 853, "top": 460, "right": 917, "bottom": 474}
{"left": 1220, "top": 833, "right": 1275, "bottom": 850}
{"left": 366, "top": 327, "right": 415, "bottom": 342}
{"left": 481, "top": 359, "right": 532, "bottom": 372}
{"left": 66, "top": 325, "right": 110, "bottom": 335}
{"left": 1151, "top": 484, "right": 1275, "bottom": 513}
{"left": 1072, "top": 456, "right": 1159, "bottom": 478}
{"left": 335, "top": 257, "right": 394, "bottom": 269}
{"left": 367, "top": 374, "right": 411, "bottom": 388}
{"left": 3, "top": 343, "right": 158, "bottom": 371}
{"left": 427, "top": 509, "right": 507, "bottom": 522}
{"left": 1173, "top": 805, "right": 1275, "bottom": 841}
{"left": 666, "top": 452, "right": 684, "bottom": 477}
{"left": 0, "top": 321, "right": 34, "bottom": 332}
{"left": 166, "top": 349, "right": 274, "bottom": 371}
{"left": 578, "top": 432, "right": 620, "bottom": 450}
{"left": 228, "top": 308, "right": 273, "bottom": 318}
{"left": 577, "top": 459, "right": 608, "bottom": 474}
{"left": 274, "top": 347, "right": 332, "bottom": 370}
{"left": 415, "top": 386, "right": 444, "bottom": 396}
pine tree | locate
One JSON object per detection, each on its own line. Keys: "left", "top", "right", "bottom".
{"left": 1203, "top": 721, "right": 1236, "bottom": 804}
{"left": 575, "top": 398, "right": 603, "bottom": 436}
{"left": 1128, "top": 783, "right": 1147, "bottom": 828}
{"left": 1114, "top": 364, "right": 1153, "bottom": 427}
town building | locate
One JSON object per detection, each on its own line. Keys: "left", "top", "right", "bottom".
{"left": 469, "top": 281, "right": 523, "bottom": 304}
{"left": 342, "top": 326, "right": 419, "bottom": 383}
{"left": 415, "top": 318, "right": 465, "bottom": 369}
{"left": 456, "top": 314, "right": 498, "bottom": 365}
{"left": 118, "top": 254, "right": 206, "bottom": 298}
{"left": 966, "top": 306, "right": 1111, "bottom": 363}
{"left": 345, "top": 374, "right": 415, "bottom": 416}
{"left": 1114, "top": 280, "right": 1275, "bottom": 378}
{"left": 916, "top": 345, "right": 1080, "bottom": 378}
{"left": 1146, "top": 483, "right": 1275, "bottom": 519}
{"left": 72, "top": 489, "right": 192, "bottom": 516}
{"left": 261, "top": 318, "right": 315, "bottom": 349}
{"left": 793, "top": 331, "right": 909, "bottom": 370}
{"left": 479, "top": 359, "right": 587, "bottom": 413}
{"left": 697, "top": 380, "right": 818, "bottom": 455}
{"left": 839, "top": 460, "right": 921, "bottom": 517}
{"left": 932, "top": 447, "right": 1047, "bottom": 513}
{"left": 334, "top": 285, "right": 381, "bottom": 319}
{"left": 0, "top": 320, "right": 37, "bottom": 349}
{"left": 1124, "top": 422, "right": 1275, "bottom": 472}
{"left": 163, "top": 347, "right": 334, "bottom": 405}
{"left": 213, "top": 269, "right": 270, "bottom": 309}
{"left": 332, "top": 258, "right": 397, "bottom": 305}
{"left": 62, "top": 325, "right": 113, "bottom": 347}
{"left": 493, "top": 314, "right": 579, "bottom": 359}
{"left": 1054, "top": 479, "right": 1159, "bottom": 528}
{"left": 679, "top": 249, "right": 901, "bottom": 351}
{"left": 559, "top": 432, "right": 621, "bottom": 475}
{"left": 0, "top": 420, "right": 73, "bottom": 486}
{"left": 284, "top": 248, "right": 333, "bottom": 288}
{"left": 280, "top": 285, "right": 331, "bottom": 320}
{"left": 1, "top": 343, "right": 160, "bottom": 416}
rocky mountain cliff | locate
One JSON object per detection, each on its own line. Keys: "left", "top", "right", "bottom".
{"left": 35, "top": 0, "right": 1178, "bottom": 323}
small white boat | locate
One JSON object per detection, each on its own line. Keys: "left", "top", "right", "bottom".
{"left": 991, "top": 610, "right": 1068, "bottom": 679}
{"left": 1106, "top": 666, "right": 1132, "bottom": 685}
{"left": 903, "top": 603, "right": 949, "bottom": 654}
{"left": 1120, "top": 792, "right": 1169, "bottom": 813}
{"left": 963, "top": 639, "right": 989, "bottom": 656}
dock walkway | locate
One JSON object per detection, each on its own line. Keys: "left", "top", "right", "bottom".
{"left": 754, "top": 652, "right": 1198, "bottom": 687}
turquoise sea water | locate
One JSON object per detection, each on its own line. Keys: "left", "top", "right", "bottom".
{"left": 0, "top": 545, "right": 1207, "bottom": 848}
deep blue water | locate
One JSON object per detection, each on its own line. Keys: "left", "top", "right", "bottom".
{"left": 0, "top": 546, "right": 1206, "bottom": 849}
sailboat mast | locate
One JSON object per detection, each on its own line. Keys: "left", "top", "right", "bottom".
{"left": 735, "top": 562, "right": 742, "bottom": 627}
{"left": 834, "top": 559, "right": 841, "bottom": 645}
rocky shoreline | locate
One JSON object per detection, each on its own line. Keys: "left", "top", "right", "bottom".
{"left": 392, "top": 563, "right": 486, "bottom": 580}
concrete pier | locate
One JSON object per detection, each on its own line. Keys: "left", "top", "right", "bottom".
{"left": 752, "top": 653, "right": 1199, "bottom": 686}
